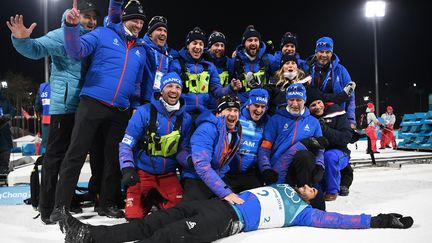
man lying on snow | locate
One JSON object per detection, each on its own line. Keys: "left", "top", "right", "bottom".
{"left": 59, "top": 183, "right": 413, "bottom": 243}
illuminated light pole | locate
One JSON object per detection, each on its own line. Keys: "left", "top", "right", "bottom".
{"left": 365, "top": 1, "right": 386, "bottom": 116}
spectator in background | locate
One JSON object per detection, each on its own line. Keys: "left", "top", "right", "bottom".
{"left": 364, "top": 102, "right": 382, "bottom": 154}
{"left": 35, "top": 81, "right": 51, "bottom": 154}
{"left": 0, "top": 81, "right": 16, "bottom": 175}
{"left": 380, "top": 106, "right": 397, "bottom": 149}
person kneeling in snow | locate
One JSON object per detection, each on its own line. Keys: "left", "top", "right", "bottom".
{"left": 59, "top": 183, "right": 413, "bottom": 243}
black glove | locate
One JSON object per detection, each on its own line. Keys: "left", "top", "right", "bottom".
{"left": 121, "top": 167, "right": 140, "bottom": 186}
{"left": 312, "top": 165, "right": 324, "bottom": 183}
{"left": 300, "top": 137, "right": 329, "bottom": 150}
{"left": 370, "top": 213, "right": 414, "bottom": 229}
{"left": 262, "top": 169, "right": 278, "bottom": 185}
{"left": 319, "top": 118, "right": 328, "bottom": 133}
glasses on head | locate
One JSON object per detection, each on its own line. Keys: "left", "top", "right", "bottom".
{"left": 220, "top": 95, "right": 241, "bottom": 106}
{"left": 125, "top": 0, "right": 141, "bottom": 9}
{"left": 150, "top": 16, "right": 167, "bottom": 24}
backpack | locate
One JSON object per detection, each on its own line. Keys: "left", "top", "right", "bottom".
{"left": 25, "top": 154, "right": 44, "bottom": 209}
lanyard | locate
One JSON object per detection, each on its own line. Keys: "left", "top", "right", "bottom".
{"left": 312, "top": 64, "right": 332, "bottom": 90}
{"left": 154, "top": 49, "right": 169, "bottom": 72}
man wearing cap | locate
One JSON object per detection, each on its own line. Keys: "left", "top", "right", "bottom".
{"left": 305, "top": 37, "right": 356, "bottom": 128}
{"left": 49, "top": 0, "right": 147, "bottom": 222}
{"left": 118, "top": 72, "right": 192, "bottom": 220}
{"left": 224, "top": 88, "right": 269, "bottom": 192}
{"left": 380, "top": 106, "right": 397, "bottom": 149}
{"left": 7, "top": 0, "right": 100, "bottom": 224}
{"left": 258, "top": 83, "right": 327, "bottom": 204}
{"left": 307, "top": 93, "right": 354, "bottom": 201}
{"left": 169, "top": 27, "right": 240, "bottom": 117}
{"left": 271, "top": 32, "right": 307, "bottom": 73}
{"left": 232, "top": 25, "right": 275, "bottom": 103}
{"left": 180, "top": 94, "right": 244, "bottom": 204}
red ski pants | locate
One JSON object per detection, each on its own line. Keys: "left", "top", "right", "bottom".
{"left": 365, "top": 126, "right": 378, "bottom": 152}
{"left": 125, "top": 170, "right": 183, "bottom": 219}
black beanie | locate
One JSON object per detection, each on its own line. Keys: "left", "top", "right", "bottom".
{"left": 280, "top": 32, "right": 298, "bottom": 49}
{"left": 147, "top": 16, "right": 167, "bottom": 34}
{"left": 305, "top": 88, "right": 325, "bottom": 108}
{"left": 280, "top": 53, "right": 298, "bottom": 68}
{"left": 309, "top": 189, "right": 326, "bottom": 211}
{"left": 217, "top": 95, "right": 241, "bottom": 113}
{"left": 185, "top": 27, "right": 206, "bottom": 46}
{"left": 241, "top": 25, "right": 261, "bottom": 45}
{"left": 122, "top": 0, "right": 146, "bottom": 22}
{"left": 208, "top": 31, "right": 226, "bottom": 47}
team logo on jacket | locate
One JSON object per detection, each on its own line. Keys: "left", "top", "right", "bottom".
{"left": 122, "top": 134, "right": 134, "bottom": 146}
{"left": 113, "top": 38, "right": 119, "bottom": 46}
{"left": 186, "top": 221, "right": 196, "bottom": 229}
{"left": 304, "top": 124, "right": 310, "bottom": 132}
{"left": 135, "top": 50, "right": 141, "bottom": 57}
{"left": 283, "top": 123, "right": 289, "bottom": 131}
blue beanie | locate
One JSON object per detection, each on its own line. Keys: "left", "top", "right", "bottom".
{"left": 286, "top": 83, "right": 307, "bottom": 102}
{"left": 245, "top": 88, "right": 269, "bottom": 106}
{"left": 160, "top": 72, "right": 183, "bottom": 91}
{"left": 315, "top": 36, "right": 334, "bottom": 53}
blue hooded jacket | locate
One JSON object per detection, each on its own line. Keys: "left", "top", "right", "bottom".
{"left": 234, "top": 42, "right": 274, "bottom": 103}
{"left": 258, "top": 107, "right": 324, "bottom": 173}
{"left": 305, "top": 54, "right": 355, "bottom": 125}
{"left": 63, "top": 21, "right": 145, "bottom": 109}
{"left": 11, "top": 10, "right": 88, "bottom": 115}
{"left": 182, "top": 111, "right": 242, "bottom": 198}
{"left": 169, "top": 49, "right": 233, "bottom": 113}
{"left": 119, "top": 93, "right": 192, "bottom": 174}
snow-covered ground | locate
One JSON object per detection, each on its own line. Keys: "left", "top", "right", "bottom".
{"left": 1, "top": 141, "right": 432, "bottom": 243}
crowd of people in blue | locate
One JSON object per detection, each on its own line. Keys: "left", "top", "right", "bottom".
{"left": 5, "top": 0, "right": 411, "bottom": 242}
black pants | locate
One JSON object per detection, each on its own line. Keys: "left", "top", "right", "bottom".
{"left": 223, "top": 168, "right": 263, "bottom": 193}
{"left": 182, "top": 178, "right": 217, "bottom": 201}
{"left": 54, "top": 96, "right": 129, "bottom": 207}
{"left": 39, "top": 114, "right": 75, "bottom": 217}
{"left": 0, "top": 150, "right": 10, "bottom": 171}
{"left": 90, "top": 199, "right": 238, "bottom": 243}
{"left": 340, "top": 163, "right": 354, "bottom": 188}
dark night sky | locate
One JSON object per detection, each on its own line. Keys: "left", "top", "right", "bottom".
{"left": 1, "top": 0, "right": 430, "bottom": 121}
